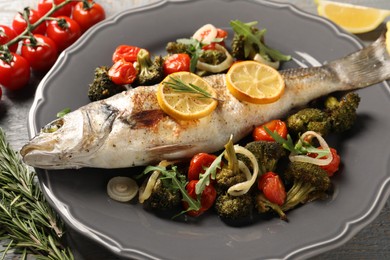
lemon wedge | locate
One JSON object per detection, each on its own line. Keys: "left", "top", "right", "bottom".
{"left": 316, "top": 0, "right": 390, "bottom": 34}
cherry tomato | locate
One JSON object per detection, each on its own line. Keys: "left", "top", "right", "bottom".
{"left": 0, "top": 25, "right": 18, "bottom": 53}
{"left": 108, "top": 59, "right": 137, "bottom": 85}
{"left": 184, "top": 180, "right": 217, "bottom": 217}
{"left": 37, "top": 0, "right": 73, "bottom": 18}
{"left": 258, "top": 172, "right": 286, "bottom": 206}
{"left": 12, "top": 8, "right": 46, "bottom": 35}
{"left": 0, "top": 86, "right": 2, "bottom": 100}
{"left": 46, "top": 16, "right": 81, "bottom": 52}
{"left": 21, "top": 34, "right": 58, "bottom": 72}
{"left": 163, "top": 53, "right": 191, "bottom": 75}
{"left": 72, "top": 1, "right": 105, "bottom": 32}
{"left": 309, "top": 147, "right": 341, "bottom": 177}
{"left": 253, "top": 119, "right": 288, "bottom": 142}
{"left": 188, "top": 153, "right": 218, "bottom": 181}
{"left": 112, "top": 45, "right": 141, "bottom": 63}
{"left": 0, "top": 53, "right": 30, "bottom": 90}
{"left": 202, "top": 28, "right": 228, "bottom": 50}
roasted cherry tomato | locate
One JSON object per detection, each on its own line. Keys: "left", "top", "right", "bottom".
{"left": 0, "top": 53, "right": 30, "bottom": 90}
{"left": 72, "top": 0, "right": 105, "bottom": 32}
{"left": 258, "top": 172, "right": 286, "bottom": 206}
{"left": 163, "top": 53, "right": 191, "bottom": 75}
{"left": 184, "top": 180, "right": 217, "bottom": 217}
{"left": 202, "top": 28, "right": 228, "bottom": 50}
{"left": 37, "top": 0, "right": 73, "bottom": 17}
{"left": 309, "top": 147, "right": 341, "bottom": 177}
{"left": 188, "top": 153, "right": 218, "bottom": 181}
{"left": 112, "top": 45, "right": 141, "bottom": 63}
{"left": 21, "top": 34, "right": 58, "bottom": 72}
{"left": 0, "top": 25, "right": 18, "bottom": 53}
{"left": 108, "top": 59, "right": 137, "bottom": 85}
{"left": 253, "top": 119, "right": 288, "bottom": 142}
{"left": 46, "top": 16, "right": 81, "bottom": 52}
{"left": 0, "top": 87, "right": 2, "bottom": 100}
{"left": 12, "top": 8, "right": 46, "bottom": 35}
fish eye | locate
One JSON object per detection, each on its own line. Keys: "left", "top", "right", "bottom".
{"left": 41, "top": 118, "right": 64, "bottom": 133}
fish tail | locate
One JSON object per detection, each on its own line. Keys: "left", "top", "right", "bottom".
{"left": 328, "top": 31, "right": 390, "bottom": 90}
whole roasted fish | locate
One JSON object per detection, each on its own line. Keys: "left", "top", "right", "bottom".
{"left": 21, "top": 32, "right": 390, "bottom": 169}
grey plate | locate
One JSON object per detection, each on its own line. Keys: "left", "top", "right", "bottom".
{"left": 27, "top": 0, "right": 390, "bottom": 259}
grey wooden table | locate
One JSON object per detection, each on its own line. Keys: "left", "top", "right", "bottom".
{"left": 0, "top": 0, "right": 389, "bottom": 259}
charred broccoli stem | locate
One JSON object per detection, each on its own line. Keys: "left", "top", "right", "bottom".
{"left": 134, "top": 49, "right": 164, "bottom": 86}
{"left": 87, "top": 66, "right": 126, "bottom": 101}
{"left": 255, "top": 193, "right": 287, "bottom": 221}
{"left": 286, "top": 108, "right": 332, "bottom": 137}
{"left": 325, "top": 92, "right": 361, "bottom": 133}
{"left": 281, "top": 161, "right": 331, "bottom": 212}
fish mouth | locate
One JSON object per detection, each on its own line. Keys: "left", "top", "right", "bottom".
{"left": 20, "top": 137, "right": 58, "bottom": 168}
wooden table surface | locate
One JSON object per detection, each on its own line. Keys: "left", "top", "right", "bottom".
{"left": 0, "top": 0, "right": 389, "bottom": 259}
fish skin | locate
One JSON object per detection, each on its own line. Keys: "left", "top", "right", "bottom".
{"left": 20, "top": 32, "right": 390, "bottom": 169}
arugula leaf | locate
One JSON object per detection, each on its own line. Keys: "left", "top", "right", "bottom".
{"left": 230, "top": 20, "right": 291, "bottom": 62}
{"left": 177, "top": 38, "right": 203, "bottom": 73}
{"left": 195, "top": 152, "right": 224, "bottom": 194}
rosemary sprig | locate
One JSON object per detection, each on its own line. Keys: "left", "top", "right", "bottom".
{"left": 0, "top": 128, "right": 74, "bottom": 260}
{"left": 164, "top": 76, "right": 222, "bottom": 101}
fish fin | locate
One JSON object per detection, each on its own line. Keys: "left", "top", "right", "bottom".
{"left": 328, "top": 30, "right": 390, "bottom": 89}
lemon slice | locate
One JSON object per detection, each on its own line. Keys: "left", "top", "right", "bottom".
{"left": 157, "top": 71, "right": 218, "bottom": 120}
{"left": 316, "top": 0, "right": 390, "bottom": 34}
{"left": 226, "top": 60, "right": 285, "bottom": 104}
{"left": 386, "top": 22, "right": 390, "bottom": 55}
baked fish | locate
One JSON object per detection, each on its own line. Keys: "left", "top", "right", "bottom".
{"left": 20, "top": 32, "right": 390, "bottom": 169}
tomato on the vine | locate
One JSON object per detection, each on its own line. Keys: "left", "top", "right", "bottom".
{"left": 0, "top": 53, "right": 30, "bottom": 90}
{"left": 37, "top": 0, "right": 73, "bottom": 18}
{"left": 72, "top": 1, "right": 105, "bottom": 32}
{"left": 21, "top": 34, "right": 58, "bottom": 72}
{"left": 184, "top": 180, "right": 217, "bottom": 217}
{"left": 112, "top": 45, "right": 141, "bottom": 63}
{"left": 163, "top": 53, "right": 191, "bottom": 75}
{"left": 253, "top": 119, "right": 288, "bottom": 142}
{"left": 12, "top": 8, "right": 46, "bottom": 35}
{"left": 0, "top": 25, "right": 18, "bottom": 53}
{"left": 46, "top": 16, "right": 81, "bottom": 52}
{"left": 108, "top": 59, "right": 137, "bottom": 85}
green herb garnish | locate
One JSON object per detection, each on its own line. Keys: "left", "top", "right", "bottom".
{"left": 56, "top": 108, "right": 71, "bottom": 118}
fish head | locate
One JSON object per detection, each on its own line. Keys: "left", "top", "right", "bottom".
{"left": 20, "top": 110, "right": 90, "bottom": 169}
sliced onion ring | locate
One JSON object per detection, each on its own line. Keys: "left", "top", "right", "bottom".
{"left": 196, "top": 44, "right": 234, "bottom": 73}
{"left": 227, "top": 145, "right": 259, "bottom": 196}
{"left": 289, "top": 131, "right": 333, "bottom": 166}
{"left": 107, "top": 176, "right": 139, "bottom": 202}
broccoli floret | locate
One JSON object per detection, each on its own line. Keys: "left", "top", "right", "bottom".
{"left": 215, "top": 167, "right": 247, "bottom": 193}
{"left": 239, "top": 141, "right": 287, "bottom": 175}
{"left": 255, "top": 193, "right": 287, "bottom": 221}
{"left": 198, "top": 49, "right": 227, "bottom": 65}
{"left": 165, "top": 41, "right": 192, "bottom": 55}
{"left": 281, "top": 161, "right": 331, "bottom": 212}
{"left": 215, "top": 193, "right": 254, "bottom": 226}
{"left": 286, "top": 108, "right": 332, "bottom": 136}
{"left": 87, "top": 66, "right": 126, "bottom": 101}
{"left": 144, "top": 178, "right": 182, "bottom": 211}
{"left": 325, "top": 92, "right": 361, "bottom": 133}
{"left": 134, "top": 49, "right": 164, "bottom": 86}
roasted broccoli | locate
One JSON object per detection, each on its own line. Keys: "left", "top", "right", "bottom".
{"left": 281, "top": 161, "right": 331, "bottom": 212}
{"left": 325, "top": 92, "right": 361, "bottom": 133}
{"left": 198, "top": 49, "right": 227, "bottom": 65}
{"left": 215, "top": 192, "right": 254, "bottom": 226}
{"left": 143, "top": 177, "right": 182, "bottom": 211}
{"left": 134, "top": 49, "right": 164, "bottom": 86}
{"left": 239, "top": 141, "right": 287, "bottom": 175}
{"left": 166, "top": 41, "right": 192, "bottom": 55}
{"left": 230, "top": 20, "right": 291, "bottom": 64}
{"left": 255, "top": 193, "right": 287, "bottom": 221}
{"left": 87, "top": 66, "right": 126, "bottom": 101}
{"left": 286, "top": 108, "right": 332, "bottom": 137}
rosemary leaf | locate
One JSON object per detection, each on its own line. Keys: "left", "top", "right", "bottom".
{"left": 0, "top": 128, "right": 74, "bottom": 260}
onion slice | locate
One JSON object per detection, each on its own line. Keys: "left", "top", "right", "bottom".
{"left": 253, "top": 53, "right": 280, "bottom": 69}
{"left": 107, "top": 176, "right": 139, "bottom": 202}
{"left": 289, "top": 131, "right": 333, "bottom": 166}
{"left": 196, "top": 44, "right": 234, "bottom": 73}
{"left": 227, "top": 145, "right": 259, "bottom": 196}
{"left": 138, "top": 160, "right": 173, "bottom": 203}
